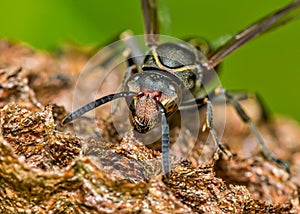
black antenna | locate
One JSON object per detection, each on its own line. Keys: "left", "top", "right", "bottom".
{"left": 157, "top": 102, "right": 170, "bottom": 178}
{"left": 62, "top": 91, "right": 137, "bottom": 125}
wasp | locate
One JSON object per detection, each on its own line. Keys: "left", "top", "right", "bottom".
{"left": 62, "top": 0, "right": 300, "bottom": 177}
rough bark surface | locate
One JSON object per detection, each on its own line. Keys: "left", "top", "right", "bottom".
{"left": 0, "top": 40, "right": 300, "bottom": 213}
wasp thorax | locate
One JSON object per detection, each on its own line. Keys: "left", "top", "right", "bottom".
{"left": 142, "top": 42, "right": 202, "bottom": 92}
{"left": 126, "top": 71, "right": 182, "bottom": 133}
{"left": 156, "top": 43, "right": 196, "bottom": 68}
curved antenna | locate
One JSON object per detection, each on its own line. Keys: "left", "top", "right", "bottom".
{"left": 62, "top": 92, "right": 137, "bottom": 125}
{"left": 157, "top": 102, "right": 170, "bottom": 178}
{"left": 208, "top": 0, "right": 300, "bottom": 67}
{"left": 141, "top": 0, "right": 160, "bottom": 46}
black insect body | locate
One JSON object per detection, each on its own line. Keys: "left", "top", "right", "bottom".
{"left": 127, "top": 42, "right": 205, "bottom": 130}
{"left": 63, "top": 0, "right": 300, "bottom": 177}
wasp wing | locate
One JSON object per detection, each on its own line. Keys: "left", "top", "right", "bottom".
{"left": 207, "top": 1, "right": 300, "bottom": 67}
{"left": 141, "top": 0, "right": 159, "bottom": 46}
{"left": 181, "top": 1, "right": 300, "bottom": 109}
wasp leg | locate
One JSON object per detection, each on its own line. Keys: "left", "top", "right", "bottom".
{"left": 179, "top": 88, "right": 219, "bottom": 111}
{"left": 110, "top": 65, "right": 138, "bottom": 117}
{"left": 110, "top": 51, "right": 140, "bottom": 116}
{"left": 121, "top": 30, "right": 144, "bottom": 66}
{"left": 83, "top": 30, "right": 142, "bottom": 79}
{"left": 181, "top": 88, "right": 289, "bottom": 172}
{"left": 110, "top": 32, "right": 144, "bottom": 116}
{"left": 182, "top": 90, "right": 269, "bottom": 122}
{"left": 229, "top": 91, "right": 284, "bottom": 147}
{"left": 224, "top": 89, "right": 290, "bottom": 173}
{"left": 121, "top": 64, "right": 138, "bottom": 93}
{"left": 205, "top": 99, "right": 233, "bottom": 158}
{"left": 119, "top": 30, "right": 144, "bottom": 91}
{"left": 224, "top": 91, "right": 270, "bottom": 121}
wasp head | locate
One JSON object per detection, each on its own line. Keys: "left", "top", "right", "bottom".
{"left": 126, "top": 71, "right": 181, "bottom": 133}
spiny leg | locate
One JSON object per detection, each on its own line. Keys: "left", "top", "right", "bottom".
{"left": 179, "top": 89, "right": 230, "bottom": 156}
{"left": 83, "top": 30, "right": 143, "bottom": 77}
{"left": 121, "top": 30, "right": 145, "bottom": 67}
{"left": 224, "top": 89, "right": 290, "bottom": 173}
{"left": 121, "top": 46, "right": 140, "bottom": 90}
{"left": 235, "top": 91, "right": 283, "bottom": 143}
{"left": 182, "top": 89, "right": 269, "bottom": 121}
{"left": 111, "top": 31, "right": 146, "bottom": 116}
{"left": 110, "top": 64, "right": 138, "bottom": 116}
{"left": 82, "top": 31, "right": 133, "bottom": 77}
{"left": 205, "top": 99, "right": 232, "bottom": 158}
{"left": 119, "top": 30, "right": 146, "bottom": 92}
{"left": 110, "top": 51, "right": 140, "bottom": 116}
{"left": 180, "top": 86, "right": 289, "bottom": 172}
{"left": 225, "top": 91, "right": 270, "bottom": 121}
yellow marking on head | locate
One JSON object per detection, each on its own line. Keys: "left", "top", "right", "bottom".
{"left": 160, "top": 97, "right": 172, "bottom": 106}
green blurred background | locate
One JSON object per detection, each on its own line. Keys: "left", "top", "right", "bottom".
{"left": 0, "top": 0, "right": 299, "bottom": 121}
